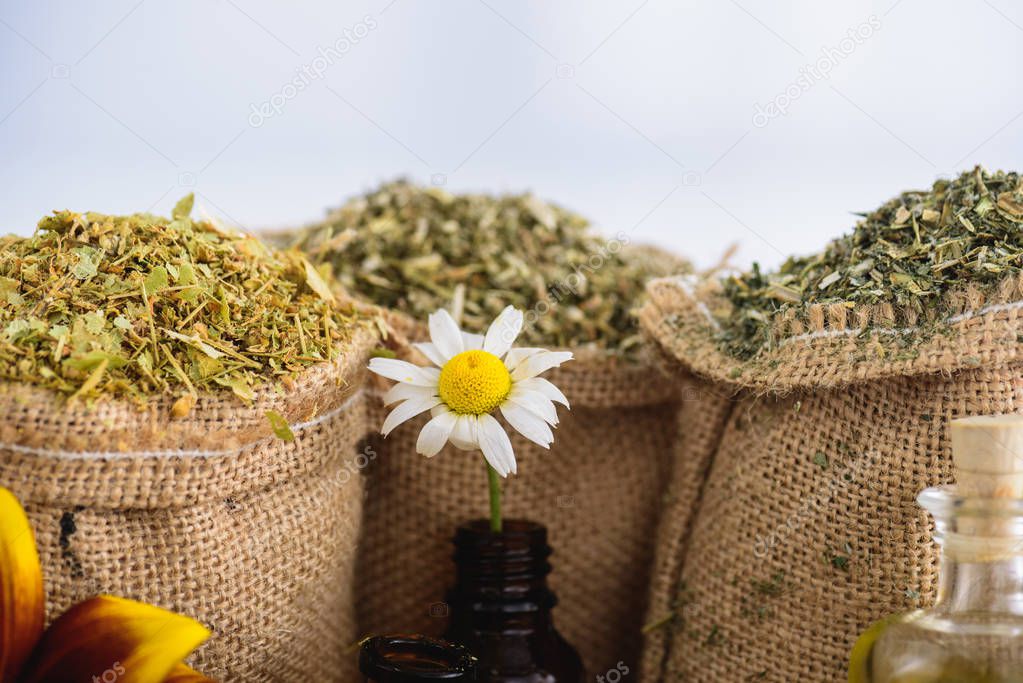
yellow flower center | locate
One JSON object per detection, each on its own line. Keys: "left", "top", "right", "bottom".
{"left": 438, "top": 350, "right": 512, "bottom": 415}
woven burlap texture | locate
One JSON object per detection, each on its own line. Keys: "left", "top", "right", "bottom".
{"left": 0, "top": 324, "right": 379, "bottom": 683}
{"left": 642, "top": 274, "right": 1023, "bottom": 393}
{"left": 354, "top": 334, "right": 682, "bottom": 678}
{"left": 637, "top": 276, "right": 1023, "bottom": 682}
{"left": 635, "top": 364, "right": 733, "bottom": 682}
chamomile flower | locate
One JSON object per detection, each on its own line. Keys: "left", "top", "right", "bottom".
{"left": 368, "top": 306, "right": 571, "bottom": 477}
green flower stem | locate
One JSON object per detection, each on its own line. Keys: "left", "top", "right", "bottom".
{"left": 487, "top": 461, "right": 502, "bottom": 533}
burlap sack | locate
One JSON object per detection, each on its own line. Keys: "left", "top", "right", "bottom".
{"left": 636, "top": 360, "right": 734, "bottom": 681}
{"left": 637, "top": 274, "right": 1023, "bottom": 683}
{"left": 354, "top": 328, "right": 683, "bottom": 677}
{"left": 0, "top": 323, "right": 379, "bottom": 682}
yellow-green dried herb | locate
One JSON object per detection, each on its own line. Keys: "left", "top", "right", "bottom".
{"left": 0, "top": 196, "right": 368, "bottom": 403}
{"left": 265, "top": 410, "right": 295, "bottom": 441}
{"left": 718, "top": 167, "right": 1023, "bottom": 358}
{"left": 283, "top": 180, "right": 687, "bottom": 356}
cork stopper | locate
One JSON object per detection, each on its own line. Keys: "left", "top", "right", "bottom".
{"left": 950, "top": 414, "right": 1023, "bottom": 500}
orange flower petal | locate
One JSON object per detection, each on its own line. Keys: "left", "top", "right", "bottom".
{"left": 164, "top": 663, "right": 217, "bottom": 683}
{"left": 0, "top": 486, "right": 45, "bottom": 683}
{"left": 21, "top": 595, "right": 210, "bottom": 683}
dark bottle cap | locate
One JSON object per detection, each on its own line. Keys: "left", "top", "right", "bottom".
{"left": 359, "top": 634, "right": 477, "bottom": 682}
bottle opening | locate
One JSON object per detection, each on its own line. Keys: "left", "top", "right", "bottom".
{"left": 359, "top": 635, "right": 476, "bottom": 682}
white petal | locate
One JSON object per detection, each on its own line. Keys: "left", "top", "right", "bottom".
{"left": 462, "top": 332, "right": 485, "bottom": 350}
{"left": 449, "top": 414, "right": 479, "bottom": 451}
{"left": 515, "top": 377, "right": 570, "bottom": 408}
{"left": 382, "top": 382, "right": 436, "bottom": 406}
{"left": 413, "top": 342, "right": 447, "bottom": 368}
{"left": 511, "top": 351, "right": 574, "bottom": 381}
{"left": 381, "top": 394, "right": 442, "bottom": 436}
{"left": 483, "top": 306, "right": 523, "bottom": 358}
{"left": 478, "top": 413, "right": 516, "bottom": 477}
{"left": 507, "top": 390, "right": 559, "bottom": 426}
{"left": 429, "top": 309, "right": 464, "bottom": 360}
{"left": 503, "top": 347, "right": 546, "bottom": 373}
{"left": 369, "top": 358, "right": 441, "bottom": 387}
{"left": 416, "top": 409, "right": 459, "bottom": 457}
{"left": 500, "top": 401, "right": 553, "bottom": 449}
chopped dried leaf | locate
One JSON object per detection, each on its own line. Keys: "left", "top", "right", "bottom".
{"left": 265, "top": 409, "right": 295, "bottom": 442}
{"left": 72, "top": 247, "right": 99, "bottom": 280}
{"left": 171, "top": 393, "right": 196, "bottom": 418}
{"left": 717, "top": 167, "right": 1023, "bottom": 358}
{"left": 302, "top": 258, "right": 335, "bottom": 304}
{"left": 172, "top": 193, "right": 195, "bottom": 220}
{"left": 0, "top": 199, "right": 370, "bottom": 403}
{"left": 144, "top": 266, "right": 169, "bottom": 294}
{"left": 279, "top": 179, "right": 689, "bottom": 356}
{"left": 214, "top": 375, "right": 255, "bottom": 403}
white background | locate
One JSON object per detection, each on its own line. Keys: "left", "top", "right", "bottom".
{"left": 1, "top": 0, "right": 1021, "bottom": 270}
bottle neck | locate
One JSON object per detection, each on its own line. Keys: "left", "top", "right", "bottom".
{"left": 446, "top": 519, "right": 557, "bottom": 634}
{"left": 935, "top": 552, "right": 1023, "bottom": 615}
{"left": 923, "top": 486, "right": 1023, "bottom": 616}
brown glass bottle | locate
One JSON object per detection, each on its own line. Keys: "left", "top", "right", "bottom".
{"left": 443, "top": 519, "right": 585, "bottom": 682}
{"left": 359, "top": 634, "right": 477, "bottom": 682}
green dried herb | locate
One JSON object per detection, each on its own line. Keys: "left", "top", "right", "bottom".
{"left": 750, "top": 571, "right": 788, "bottom": 597}
{"left": 703, "top": 624, "right": 723, "bottom": 647}
{"left": 824, "top": 542, "right": 854, "bottom": 572}
{"left": 265, "top": 410, "right": 295, "bottom": 441}
{"left": 283, "top": 180, "right": 687, "bottom": 356}
{"left": 0, "top": 196, "right": 368, "bottom": 405}
{"left": 740, "top": 570, "right": 790, "bottom": 622}
{"left": 718, "top": 167, "right": 1023, "bottom": 358}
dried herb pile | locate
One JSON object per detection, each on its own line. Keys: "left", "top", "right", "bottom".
{"left": 718, "top": 167, "right": 1023, "bottom": 358}
{"left": 0, "top": 195, "right": 366, "bottom": 405}
{"left": 288, "top": 180, "right": 686, "bottom": 355}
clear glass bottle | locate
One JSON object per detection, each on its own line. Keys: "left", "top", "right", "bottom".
{"left": 866, "top": 487, "right": 1023, "bottom": 682}
{"left": 443, "top": 519, "right": 585, "bottom": 682}
{"left": 359, "top": 634, "right": 477, "bottom": 682}
{"left": 862, "top": 416, "right": 1023, "bottom": 683}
